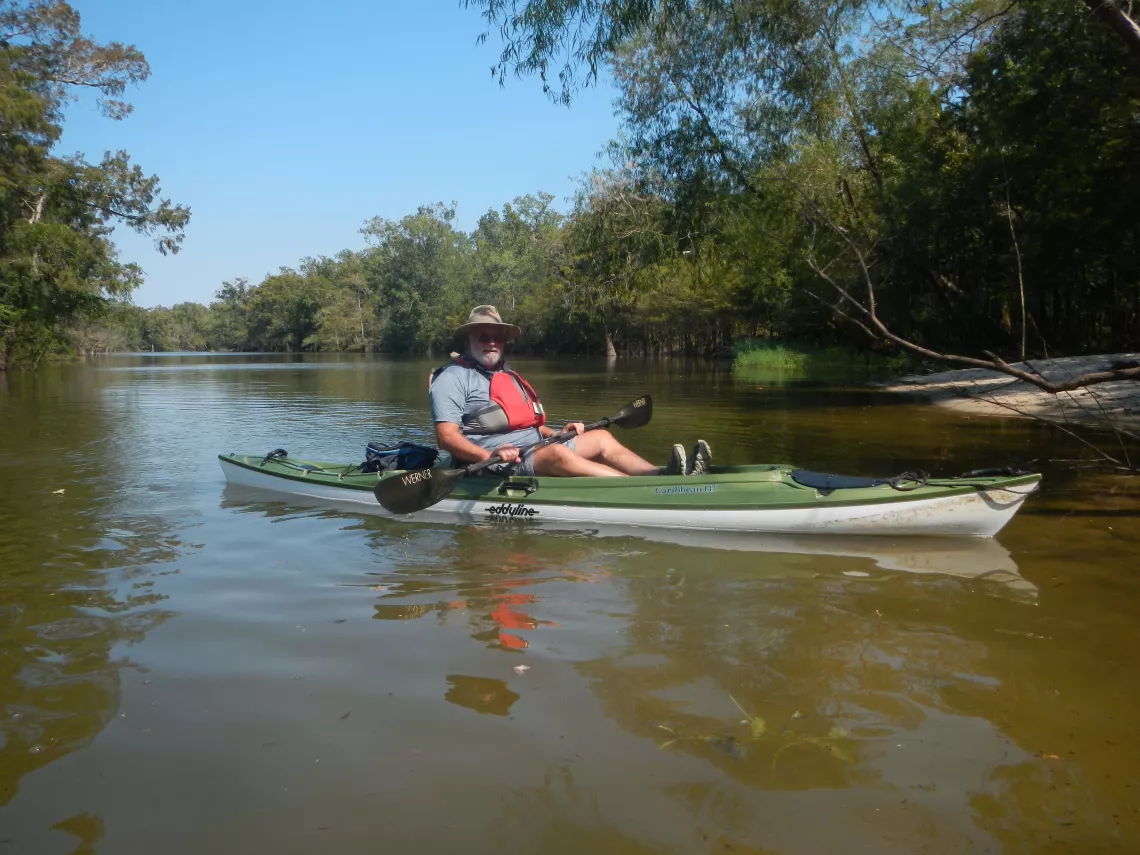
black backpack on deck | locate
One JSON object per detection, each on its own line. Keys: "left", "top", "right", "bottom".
{"left": 360, "top": 441, "right": 439, "bottom": 473}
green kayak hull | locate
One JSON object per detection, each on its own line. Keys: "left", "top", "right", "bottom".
{"left": 218, "top": 453, "right": 1040, "bottom": 537}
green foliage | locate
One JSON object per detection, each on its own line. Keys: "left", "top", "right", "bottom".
{"left": 67, "top": 0, "right": 1140, "bottom": 366}
{"left": 478, "top": 0, "right": 1140, "bottom": 359}
{"left": 732, "top": 342, "right": 811, "bottom": 374}
{"left": 361, "top": 203, "right": 473, "bottom": 354}
{"left": 0, "top": 0, "right": 188, "bottom": 370}
{"left": 732, "top": 341, "right": 912, "bottom": 383}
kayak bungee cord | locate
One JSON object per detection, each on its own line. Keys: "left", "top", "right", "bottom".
{"left": 792, "top": 466, "right": 1039, "bottom": 496}
{"left": 259, "top": 449, "right": 362, "bottom": 480}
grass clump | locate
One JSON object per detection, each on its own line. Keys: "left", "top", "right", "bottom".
{"left": 731, "top": 339, "right": 912, "bottom": 382}
{"left": 733, "top": 343, "right": 811, "bottom": 373}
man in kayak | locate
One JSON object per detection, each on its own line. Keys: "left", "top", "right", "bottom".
{"left": 429, "top": 305, "right": 712, "bottom": 477}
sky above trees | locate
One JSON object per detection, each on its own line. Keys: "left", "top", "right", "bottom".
{"left": 58, "top": 0, "right": 620, "bottom": 307}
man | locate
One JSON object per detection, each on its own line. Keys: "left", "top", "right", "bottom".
{"left": 429, "top": 305, "right": 711, "bottom": 477}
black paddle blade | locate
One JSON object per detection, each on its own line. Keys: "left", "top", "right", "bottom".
{"left": 373, "top": 467, "right": 463, "bottom": 514}
{"left": 608, "top": 394, "right": 652, "bottom": 430}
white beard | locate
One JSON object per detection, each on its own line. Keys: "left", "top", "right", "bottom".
{"left": 467, "top": 338, "right": 503, "bottom": 370}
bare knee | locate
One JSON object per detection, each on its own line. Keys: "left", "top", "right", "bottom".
{"left": 595, "top": 430, "right": 618, "bottom": 448}
{"left": 537, "top": 443, "right": 575, "bottom": 469}
{"left": 595, "top": 431, "right": 623, "bottom": 460}
{"left": 548, "top": 444, "right": 575, "bottom": 463}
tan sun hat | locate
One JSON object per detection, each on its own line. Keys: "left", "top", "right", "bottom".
{"left": 453, "top": 305, "right": 522, "bottom": 341}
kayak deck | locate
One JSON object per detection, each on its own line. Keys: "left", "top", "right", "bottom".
{"left": 218, "top": 453, "right": 1041, "bottom": 538}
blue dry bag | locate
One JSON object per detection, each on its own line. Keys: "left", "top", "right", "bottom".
{"left": 361, "top": 441, "right": 439, "bottom": 473}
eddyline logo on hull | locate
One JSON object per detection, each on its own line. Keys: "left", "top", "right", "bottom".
{"left": 485, "top": 503, "right": 539, "bottom": 518}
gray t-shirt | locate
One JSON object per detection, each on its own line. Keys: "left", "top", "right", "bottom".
{"left": 429, "top": 363, "right": 542, "bottom": 455}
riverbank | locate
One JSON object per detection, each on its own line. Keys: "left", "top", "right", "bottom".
{"left": 873, "top": 353, "right": 1140, "bottom": 430}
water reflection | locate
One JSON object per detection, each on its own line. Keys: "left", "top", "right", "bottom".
{"left": 4, "top": 354, "right": 1138, "bottom": 853}
{"left": 222, "top": 483, "right": 1037, "bottom": 600}
{"left": 219, "top": 489, "right": 1070, "bottom": 842}
{"left": 566, "top": 545, "right": 1131, "bottom": 850}
{"left": 356, "top": 520, "right": 598, "bottom": 656}
{"left": 444, "top": 675, "right": 520, "bottom": 716}
{"left": 50, "top": 811, "right": 105, "bottom": 855}
{"left": 0, "top": 367, "right": 182, "bottom": 808}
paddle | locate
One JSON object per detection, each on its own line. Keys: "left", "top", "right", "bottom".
{"left": 372, "top": 394, "right": 653, "bottom": 515}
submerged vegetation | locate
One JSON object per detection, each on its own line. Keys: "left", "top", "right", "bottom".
{"left": 655, "top": 693, "right": 857, "bottom": 781}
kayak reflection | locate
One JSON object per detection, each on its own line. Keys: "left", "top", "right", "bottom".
{"left": 220, "top": 484, "right": 1035, "bottom": 600}
{"left": 507, "top": 520, "right": 1036, "bottom": 601}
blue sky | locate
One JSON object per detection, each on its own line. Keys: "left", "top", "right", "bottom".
{"left": 61, "top": 0, "right": 620, "bottom": 307}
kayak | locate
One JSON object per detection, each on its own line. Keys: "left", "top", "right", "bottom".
{"left": 217, "top": 452, "right": 1040, "bottom": 537}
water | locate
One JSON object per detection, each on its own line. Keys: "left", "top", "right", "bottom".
{"left": 1, "top": 353, "right": 1138, "bottom": 854}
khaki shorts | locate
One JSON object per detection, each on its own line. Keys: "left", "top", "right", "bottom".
{"left": 487, "top": 437, "right": 577, "bottom": 477}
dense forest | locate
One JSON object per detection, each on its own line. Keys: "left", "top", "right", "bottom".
{"left": 3, "top": 0, "right": 1140, "bottom": 368}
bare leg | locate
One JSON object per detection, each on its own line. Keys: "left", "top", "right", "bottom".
{"left": 571, "top": 431, "right": 660, "bottom": 475}
{"left": 532, "top": 443, "right": 625, "bottom": 477}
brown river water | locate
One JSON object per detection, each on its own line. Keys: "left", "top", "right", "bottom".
{"left": 1, "top": 354, "right": 1138, "bottom": 854}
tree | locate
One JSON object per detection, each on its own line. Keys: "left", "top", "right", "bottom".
{"left": 465, "top": 1, "right": 1140, "bottom": 104}
{"left": 206, "top": 278, "right": 252, "bottom": 351}
{"left": 301, "top": 252, "right": 377, "bottom": 352}
{"left": 463, "top": 0, "right": 1140, "bottom": 394}
{"left": 562, "top": 167, "right": 675, "bottom": 356}
{"left": 0, "top": 0, "right": 188, "bottom": 370}
{"left": 244, "top": 268, "right": 321, "bottom": 352}
{"left": 360, "top": 203, "right": 473, "bottom": 354}
{"left": 472, "top": 192, "right": 564, "bottom": 314}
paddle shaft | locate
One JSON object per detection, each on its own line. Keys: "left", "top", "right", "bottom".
{"left": 460, "top": 415, "right": 614, "bottom": 477}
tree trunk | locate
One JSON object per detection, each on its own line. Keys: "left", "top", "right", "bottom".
{"left": 357, "top": 289, "right": 366, "bottom": 348}
{"left": 1082, "top": 0, "right": 1140, "bottom": 60}
{"left": 603, "top": 326, "right": 617, "bottom": 359}
{"left": 28, "top": 193, "right": 46, "bottom": 224}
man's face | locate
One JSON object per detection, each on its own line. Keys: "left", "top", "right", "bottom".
{"left": 467, "top": 327, "right": 506, "bottom": 369}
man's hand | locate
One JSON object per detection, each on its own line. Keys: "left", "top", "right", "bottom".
{"left": 491, "top": 443, "right": 520, "bottom": 464}
{"left": 564, "top": 422, "right": 586, "bottom": 436}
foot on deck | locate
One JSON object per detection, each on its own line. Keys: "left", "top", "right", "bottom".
{"left": 662, "top": 443, "right": 687, "bottom": 476}
{"left": 688, "top": 439, "right": 712, "bottom": 475}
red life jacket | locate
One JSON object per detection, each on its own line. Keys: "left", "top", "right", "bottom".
{"left": 429, "top": 355, "right": 546, "bottom": 433}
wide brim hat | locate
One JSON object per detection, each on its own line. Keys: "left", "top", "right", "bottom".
{"left": 453, "top": 305, "right": 522, "bottom": 342}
